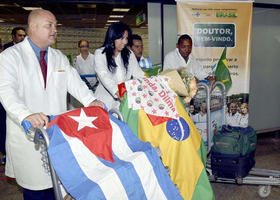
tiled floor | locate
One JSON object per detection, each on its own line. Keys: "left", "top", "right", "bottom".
{"left": 0, "top": 132, "right": 279, "bottom": 200}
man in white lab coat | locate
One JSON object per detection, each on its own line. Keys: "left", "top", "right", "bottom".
{"left": 0, "top": 9, "right": 103, "bottom": 199}
{"left": 74, "top": 39, "right": 97, "bottom": 89}
{"left": 163, "top": 34, "right": 215, "bottom": 83}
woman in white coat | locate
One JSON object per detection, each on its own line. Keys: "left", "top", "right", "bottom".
{"left": 94, "top": 22, "right": 145, "bottom": 110}
{"left": 239, "top": 103, "right": 249, "bottom": 127}
{"left": 0, "top": 9, "right": 103, "bottom": 199}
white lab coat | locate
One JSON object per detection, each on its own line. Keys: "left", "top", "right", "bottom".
{"left": 0, "top": 37, "right": 95, "bottom": 190}
{"left": 94, "top": 47, "right": 145, "bottom": 110}
{"left": 163, "top": 48, "right": 209, "bottom": 80}
{"left": 74, "top": 53, "right": 97, "bottom": 87}
{"left": 192, "top": 112, "right": 207, "bottom": 143}
{"left": 226, "top": 112, "right": 242, "bottom": 127}
{"left": 239, "top": 113, "right": 249, "bottom": 128}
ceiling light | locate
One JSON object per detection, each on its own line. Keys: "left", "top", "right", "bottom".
{"left": 0, "top": 3, "right": 19, "bottom": 7}
{"left": 112, "top": 8, "right": 130, "bottom": 12}
{"left": 109, "top": 15, "right": 124, "bottom": 18}
{"left": 77, "top": 4, "right": 96, "bottom": 9}
{"left": 22, "top": 7, "right": 42, "bottom": 11}
{"left": 81, "top": 18, "right": 96, "bottom": 21}
{"left": 0, "top": 19, "right": 5, "bottom": 23}
{"left": 107, "top": 20, "right": 119, "bottom": 23}
{"left": 57, "top": 23, "right": 62, "bottom": 26}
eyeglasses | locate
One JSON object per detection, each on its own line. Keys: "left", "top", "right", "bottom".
{"left": 79, "top": 45, "right": 89, "bottom": 48}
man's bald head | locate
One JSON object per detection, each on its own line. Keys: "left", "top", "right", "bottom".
{"left": 28, "top": 9, "right": 55, "bottom": 29}
{"left": 27, "top": 9, "right": 57, "bottom": 49}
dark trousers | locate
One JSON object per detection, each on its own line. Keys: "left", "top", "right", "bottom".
{"left": 23, "top": 188, "right": 55, "bottom": 200}
{"left": 0, "top": 103, "right": 6, "bottom": 155}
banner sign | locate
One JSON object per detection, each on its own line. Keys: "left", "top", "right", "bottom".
{"left": 176, "top": 0, "right": 253, "bottom": 144}
{"left": 194, "top": 23, "right": 236, "bottom": 47}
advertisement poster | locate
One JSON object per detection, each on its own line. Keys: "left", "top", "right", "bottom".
{"left": 176, "top": 0, "right": 253, "bottom": 145}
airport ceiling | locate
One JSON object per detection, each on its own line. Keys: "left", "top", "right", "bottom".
{"left": 0, "top": 0, "right": 175, "bottom": 29}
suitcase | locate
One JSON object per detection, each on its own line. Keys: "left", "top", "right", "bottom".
{"left": 211, "top": 151, "right": 255, "bottom": 179}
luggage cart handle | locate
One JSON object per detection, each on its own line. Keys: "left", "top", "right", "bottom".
{"left": 196, "top": 82, "right": 211, "bottom": 154}
{"left": 21, "top": 120, "right": 63, "bottom": 200}
{"left": 80, "top": 74, "right": 96, "bottom": 78}
{"left": 211, "top": 81, "right": 227, "bottom": 126}
{"left": 21, "top": 121, "right": 49, "bottom": 145}
{"left": 109, "top": 108, "right": 124, "bottom": 121}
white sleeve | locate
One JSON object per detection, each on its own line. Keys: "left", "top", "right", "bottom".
{"left": 63, "top": 55, "right": 96, "bottom": 107}
{"left": 163, "top": 52, "right": 174, "bottom": 71}
{"left": 0, "top": 51, "right": 33, "bottom": 124}
{"left": 94, "top": 49, "right": 119, "bottom": 97}
{"left": 73, "top": 56, "right": 80, "bottom": 73}
{"left": 128, "top": 52, "right": 145, "bottom": 79}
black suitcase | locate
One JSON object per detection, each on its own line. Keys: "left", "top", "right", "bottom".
{"left": 211, "top": 151, "right": 255, "bottom": 179}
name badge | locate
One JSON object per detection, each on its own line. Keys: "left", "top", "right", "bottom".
{"left": 56, "top": 68, "right": 65, "bottom": 72}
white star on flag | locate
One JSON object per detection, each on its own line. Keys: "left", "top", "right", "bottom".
{"left": 69, "top": 109, "right": 98, "bottom": 131}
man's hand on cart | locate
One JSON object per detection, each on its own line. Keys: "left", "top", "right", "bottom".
{"left": 24, "top": 112, "right": 49, "bottom": 128}
{"left": 89, "top": 99, "right": 105, "bottom": 108}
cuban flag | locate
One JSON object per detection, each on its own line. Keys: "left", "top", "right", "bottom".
{"left": 46, "top": 106, "right": 182, "bottom": 200}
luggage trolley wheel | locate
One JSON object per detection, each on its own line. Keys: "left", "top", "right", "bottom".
{"left": 258, "top": 185, "right": 271, "bottom": 198}
{"left": 235, "top": 176, "right": 243, "bottom": 185}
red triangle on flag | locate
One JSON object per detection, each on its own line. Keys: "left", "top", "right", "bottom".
{"left": 146, "top": 113, "right": 172, "bottom": 126}
{"left": 48, "top": 107, "right": 114, "bottom": 162}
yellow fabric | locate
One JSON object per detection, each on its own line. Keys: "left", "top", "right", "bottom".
{"left": 138, "top": 97, "right": 204, "bottom": 199}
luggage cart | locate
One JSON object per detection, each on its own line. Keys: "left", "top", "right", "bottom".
{"left": 80, "top": 74, "right": 99, "bottom": 92}
{"left": 195, "top": 81, "right": 280, "bottom": 198}
{"left": 22, "top": 109, "right": 124, "bottom": 200}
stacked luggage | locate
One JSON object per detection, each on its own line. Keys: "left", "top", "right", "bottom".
{"left": 211, "top": 125, "right": 257, "bottom": 179}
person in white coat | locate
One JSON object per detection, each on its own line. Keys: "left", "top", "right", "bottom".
{"left": 192, "top": 103, "right": 208, "bottom": 144}
{"left": 226, "top": 102, "right": 241, "bottom": 127}
{"left": 163, "top": 34, "right": 215, "bottom": 84}
{"left": 94, "top": 22, "right": 145, "bottom": 110}
{"left": 239, "top": 103, "right": 249, "bottom": 127}
{"left": 0, "top": 9, "right": 103, "bottom": 199}
{"left": 74, "top": 39, "right": 97, "bottom": 89}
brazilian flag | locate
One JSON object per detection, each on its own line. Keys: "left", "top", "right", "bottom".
{"left": 120, "top": 93, "right": 214, "bottom": 200}
{"left": 215, "top": 47, "right": 232, "bottom": 91}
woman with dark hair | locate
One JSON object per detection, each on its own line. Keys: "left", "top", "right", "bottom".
{"left": 94, "top": 22, "right": 145, "bottom": 109}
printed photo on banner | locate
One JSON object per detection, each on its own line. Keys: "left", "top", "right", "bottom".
{"left": 177, "top": 0, "right": 253, "bottom": 146}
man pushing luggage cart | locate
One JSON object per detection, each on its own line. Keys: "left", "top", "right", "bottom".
{"left": 22, "top": 107, "right": 182, "bottom": 200}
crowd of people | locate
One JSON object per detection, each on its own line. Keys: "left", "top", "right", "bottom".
{"left": 0, "top": 9, "right": 173, "bottom": 199}
{"left": 0, "top": 8, "right": 245, "bottom": 199}
{"left": 188, "top": 101, "right": 249, "bottom": 144}
{"left": 226, "top": 102, "right": 249, "bottom": 128}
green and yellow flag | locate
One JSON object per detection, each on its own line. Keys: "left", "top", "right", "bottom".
{"left": 120, "top": 94, "right": 214, "bottom": 200}
{"left": 142, "top": 66, "right": 162, "bottom": 77}
{"left": 215, "top": 47, "right": 232, "bottom": 91}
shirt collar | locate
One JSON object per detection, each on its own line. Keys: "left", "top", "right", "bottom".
{"left": 27, "top": 37, "right": 48, "bottom": 62}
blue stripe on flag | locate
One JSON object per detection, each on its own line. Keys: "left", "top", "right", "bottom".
{"left": 109, "top": 115, "right": 183, "bottom": 200}
{"left": 47, "top": 124, "right": 106, "bottom": 200}
{"left": 98, "top": 153, "right": 147, "bottom": 200}
{"left": 140, "top": 59, "right": 146, "bottom": 68}
{"left": 147, "top": 57, "right": 152, "bottom": 68}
